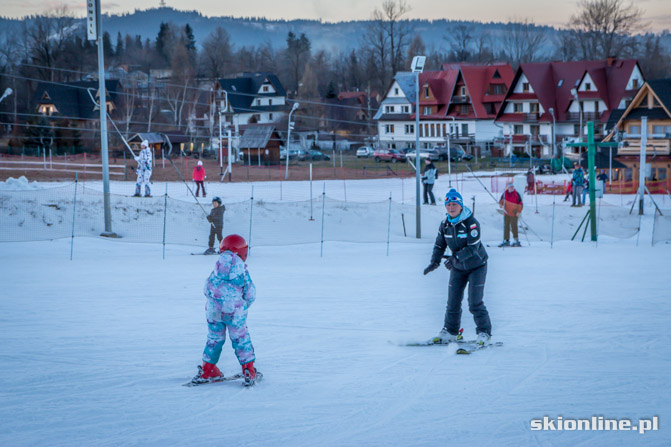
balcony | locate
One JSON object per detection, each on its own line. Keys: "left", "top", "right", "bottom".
{"left": 524, "top": 113, "right": 540, "bottom": 122}
{"left": 451, "top": 95, "right": 470, "bottom": 103}
{"left": 566, "top": 112, "right": 602, "bottom": 122}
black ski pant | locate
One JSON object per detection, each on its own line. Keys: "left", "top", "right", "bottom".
{"left": 423, "top": 182, "right": 435, "bottom": 204}
{"left": 195, "top": 181, "right": 206, "bottom": 197}
{"left": 208, "top": 225, "right": 223, "bottom": 249}
{"left": 444, "top": 263, "right": 492, "bottom": 336}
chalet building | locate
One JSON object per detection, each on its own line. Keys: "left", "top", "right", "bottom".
{"left": 603, "top": 78, "right": 671, "bottom": 192}
{"left": 321, "top": 91, "right": 379, "bottom": 136}
{"left": 213, "top": 73, "right": 288, "bottom": 131}
{"left": 374, "top": 63, "right": 513, "bottom": 154}
{"left": 33, "top": 80, "right": 121, "bottom": 124}
{"left": 496, "top": 58, "right": 643, "bottom": 159}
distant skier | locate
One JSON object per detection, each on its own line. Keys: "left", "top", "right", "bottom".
{"left": 423, "top": 188, "right": 493, "bottom": 347}
{"left": 422, "top": 158, "right": 437, "bottom": 205}
{"left": 498, "top": 181, "right": 523, "bottom": 247}
{"left": 205, "top": 197, "right": 225, "bottom": 255}
{"left": 571, "top": 164, "right": 585, "bottom": 207}
{"left": 189, "top": 234, "right": 259, "bottom": 386}
{"left": 133, "top": 139, "right": 153, "bottom": 197}
{"left": 192, "top": 160, "right": 206, "bottom": 198}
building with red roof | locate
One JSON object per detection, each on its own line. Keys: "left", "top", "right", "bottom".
{"left": 374, "top": 63, "right": 514, "bottom": 154}
{"left": 496, "top": 58, "right": 643, "bottom": 160}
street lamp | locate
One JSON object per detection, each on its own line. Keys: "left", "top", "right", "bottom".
{"left": 285, "top": 102, "right": 299, "bottom": 180}
{"left": 411, "top": 55, "right": 426, "bottom": 239}
{"left": 446, "top": 116, "right": 455, "bottom": 187}
{"left": 571, "top": 88, "right": 583, "bottom": 141}
{"left": 0, "top": 88, "right": 12, "bottom": 103}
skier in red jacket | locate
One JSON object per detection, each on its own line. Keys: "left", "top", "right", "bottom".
{"left": 192, "top": 160, "right": 206, "bottom": 198}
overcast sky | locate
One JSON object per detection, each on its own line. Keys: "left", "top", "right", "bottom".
{"left": 3, "top": 0, "right": 670, "bottom": 31}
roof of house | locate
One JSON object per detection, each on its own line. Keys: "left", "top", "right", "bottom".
{"left": 498, "top": 59, "right": 640, "bottom": 123}
{"left": 239, "top": 125, "right": 278, "bottom": 149}
{"left": 459, "top": 64, "right": 515, "bottom": 118}
{"left": 217, "top": 73, "right": 286, "bottom": 114}
{"left": 33, "top": 80, "right": 121, "bottom": 120}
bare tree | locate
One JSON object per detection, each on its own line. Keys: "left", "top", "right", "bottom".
{"left": 502, "top": 18, "right": 547, "bottom": 67}
{"left": 200, "top": 27, "right": 233, "bottom": 80}
{"left": 22, "top": 6, "right": 76, "bottom": 82}
{"left": 362, "top": 23, "right": 389, "bottom": 90}
{"left": 569, "top": 0, "right": 645, "bottom": 60}
{"left": 449, "top": 25, "right": 473, "bottom": 62}
{"left": 407, "top": 34, "right": 426, "bottom": 63}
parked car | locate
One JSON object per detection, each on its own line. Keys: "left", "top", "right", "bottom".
{"left": 356, "top": 146, "right": 375, "bottom": 158}
{"left": 374, "top": 149, "right": 407, "bottom": 163}
{"left": 404, "top": 148, "right": 440, "bottom": 162}
{"left": 308, "top": 149, "right": 330, "bottom": 161}
{"left": 447, "top": 145, "right": 474, "bottom": 162}
{"left": 279, "top": 148, "right": 308, "bottom": 161}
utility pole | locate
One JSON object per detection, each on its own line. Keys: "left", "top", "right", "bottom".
{"left": 638, "top": 116, "right": 647, "bottom": 215}
{"left": 88, "top": 0, "right": 116, "bottom": 237}
{"left": 411, "top": 56, "right": 426, "bottom": 239}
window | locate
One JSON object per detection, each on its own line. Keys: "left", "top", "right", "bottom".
{"left": 269, "top": 113, "right": 273, "bottom": 120}
{"left": 514, "top": 103, "right": 523, "bottom": 113}
{"left": 385, "top": 105, "right": 395, "bottom": 113}
{"left": 658, "top": 168, "right": 667, "bottom": 181}
{"left": 585, "top": 82, "right": 592, "bottom": 91}
{"left": 514, "top": 125, "right": 524, "bottom": 135}
{"left": 262, "top": 85, "right": 269, "bottom": 92}
{"left": 632, "top": 79, "right": 639, "bottom": 89}
{"left": 430, "top": 124, "right": 435, "bottom": 137}
{"left": 491, "top": 84, "right": 504, "bottom": 95}
{"left": 268, "top": 99, "right": 272, "bottom": 106}
{"left": 394, "top": 87, "right": 399, "bottom": 95}
{"left": 423, "top": 106, "right": 431, "bottom": 115}
{"left": 628, "top": 125, "right": 641, "bottom": 135}
{"left": 653, "top": 125, "right": 664, "bottom": 135}
{"left": 522, "top": 82, "right": 530, "bottom": 92}
{"left": 385, "top": 124, "right": 395, "bottom": 134}
{"left": 530, "top": 125, "right": 540, "bottom": 136}
{"left": 460, "top": 105, "right": 469, "bottom": 115}
{"left": 460, "top": 87, "right": 466, "bottom": 96}
{"left": 256, "top": 99, "right": 261, "bottom": 106}
{"left": 664, "top": 125, "right": 671, "bottom": 134}
{"left": 529, "top": 103, "right": 539, "bottom": 113}
{"left": 405, "top": 124, "right": 414, "bottom": 134}
{"left": 462, "top": 123, "right": 469, "bottom": 136}
{"left": 424, "top": 87, "right": 430, "bottom": 98}
{"left": 557, "top": 80, "right": 564, "bottom": 88}
{"left": 402, "top": 105, "right": 409, "bottom": 113}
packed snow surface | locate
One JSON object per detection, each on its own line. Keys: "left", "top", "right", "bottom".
{"left": 1, "top": 175, "right": 669, "bottom": 446}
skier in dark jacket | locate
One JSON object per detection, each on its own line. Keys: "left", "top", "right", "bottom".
{"left": 205, "top": 197, "right": 225, "bottom": 254}
{"left": 423, "top": 188, "right": 492, "bottom": 346}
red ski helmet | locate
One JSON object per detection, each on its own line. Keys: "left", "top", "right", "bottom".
{"left": 220, "top": 234, "right": 248, "bottom": 261}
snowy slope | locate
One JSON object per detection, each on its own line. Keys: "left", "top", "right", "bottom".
{"left": 0, "top": 237, "right": 669, "bottom": 446}
{"left": 1, "top": 175, "right": 670, "bottom": 446}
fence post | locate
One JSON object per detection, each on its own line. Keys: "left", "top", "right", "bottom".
{"left": 70, "top": 173, "right": 78, "bottom": 260}
{"left": 551, "top": 181, "right": 556, "bottom": 249}
{"left": 248, "top": 185, "right": 254, "bottom": 256}
{"left": 386, "top": 192, "right": 392, "bottom": 256}
{"left": 320, "top": 183, "right": 326, "bottom": 257}
{"left": 163, "top": 183, "right": 168, "bottom": 260}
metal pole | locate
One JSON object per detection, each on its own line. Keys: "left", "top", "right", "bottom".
{"left": 550, "top": 181, "right": 555, "bottom": 248}
{"left": 386, "top": 192, "right": 392, "bottom": 256}
{"left": 248, "top": 185, "right": 254, "bottom": 256}
{"left": 447, "top": 131, "right": 452, "bottom": 187}
{"left": 219, "top": 112, "right": 223, "bottom": 176}
{"left": 587, "top": 121, "right": 597, "bottom": 241}
{"left": 227, "top": 129, "right": 232, "bottom": 182}
{"left": 95, "top": 0, "right": 115, "bottom": 237}
{"left": 309, "top": 163, "right": 314, "bottom": 220}
{"left": 70, "top": 173, "right": 78, "bottom": 260}
{"left": 639, "top": 116, "right": 647, "bottom": 215}
{"left": 415, "top": 70, "right": 421, "bottom": 239}
{"left": 162, "top": 183, "right": 168, "bottom": 260}
{"left": 320, "top": 183, "right": 326, "bottom": 257}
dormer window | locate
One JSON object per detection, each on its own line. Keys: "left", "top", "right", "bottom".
{"left": 423, "top": 106, "right": 431, "bottom": 115}
{"left": 424, "top": 87, "right": 430, "bottom": 98}
{"left": 460, "top": 87, "right": 466, "bottom": 96}
{"left": 522, "top": 82, "right": 530, "bottom": 92}
{"left": 394, "top": 87, "right": 399, "bottom": 95}
{"left": 632, "top": 79, "right": 639, "bottom": 89}
{"left": 262, "top": 85, "right": 269, "bottom": 92}
{"left": 585, "top": 83, "right": 592, "bottom": 91}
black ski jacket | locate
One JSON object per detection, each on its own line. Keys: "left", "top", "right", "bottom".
{"left": 430, "top": 212, "right": 488, "bottom": 271}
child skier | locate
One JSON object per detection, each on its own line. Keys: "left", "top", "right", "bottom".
{"left": 204, "top": 197, "right": 225, "bottom": 255}
{"left": 192, "top": 160, "right": 207, "bottom": 198}
{"left": 189, "top": 234, "right": 260, "bottom": 386}
{"left": 133, "top": 139, "right": 153, "bottom": 197}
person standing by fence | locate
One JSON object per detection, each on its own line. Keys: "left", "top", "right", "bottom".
{"left": 422, "top": 158, "right": 437, "bottom": 205}
{"left": 498, "top": 182, "right": 523, "bottom": 247}
{"left": 133, "top": 140, "right": 153, "bottom": 197}
{"left": 193, "top": 160, "right": 207, "bottom": 198}
{"left": 571, "top": 164, "right": 585, "bottom": 207}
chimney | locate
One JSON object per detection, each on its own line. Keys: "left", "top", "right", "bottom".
{"left": 607, "top": 56, "right": 617, "bottom": 67}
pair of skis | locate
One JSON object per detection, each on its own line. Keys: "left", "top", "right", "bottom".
{"left": 183, "top": 365, "right": 263, "bottom": 387}
{"left": 401, "top": 329, "right": 503, "bottom": 355}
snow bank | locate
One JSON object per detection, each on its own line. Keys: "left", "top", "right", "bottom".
{"left": 0, "top": 176, "right": 44, "bottom": 191}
